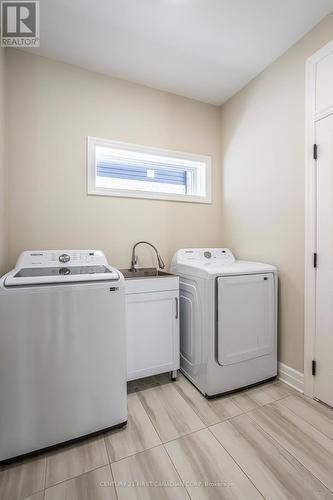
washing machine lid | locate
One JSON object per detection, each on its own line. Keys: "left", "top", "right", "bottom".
{"left": 4, "top": 250, "right": 120, "bottom": 287}
{"left": 171, "top": 248, "right": 276, "bottom": 279}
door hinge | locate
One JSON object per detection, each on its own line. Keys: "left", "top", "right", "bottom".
{"left": 312, "top": 360, "right": 316, "bottom": 376}
{"left": 313, "top": 253, "right": 317, "bottom": 268}
{"left": 175, "top": 297, "right": 179, "bottom": 319}
{"left": 313, "top": 144, "right": 318, "bottom": 160}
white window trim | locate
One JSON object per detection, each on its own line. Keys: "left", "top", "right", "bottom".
{"left": 87, "top": 136, "right": 212, "bottom": 204}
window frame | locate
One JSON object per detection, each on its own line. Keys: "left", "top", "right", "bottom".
{"left": 87, "top": 136, "right": 212, "bottom": 204}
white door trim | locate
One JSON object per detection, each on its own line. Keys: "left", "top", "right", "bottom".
{"left": 304, "top": 40, "right": 333, "bottom": 398}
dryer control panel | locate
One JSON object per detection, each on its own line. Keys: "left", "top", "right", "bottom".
{"left": 174, "top": 248, "right": 235, "bottom": 264}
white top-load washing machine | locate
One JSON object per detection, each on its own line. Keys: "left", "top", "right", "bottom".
{"left": 0, "top": 250, "right": 127, "bottom": 463}
{"left": 171, "top": 248, "right": 277, "bottom": 397}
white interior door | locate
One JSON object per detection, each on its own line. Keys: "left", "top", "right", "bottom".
{"left": 315, "top": 113, "right": 333, "bottom": 407}
{"left": 217, "top": 274, "right": 275, "bottom": 366}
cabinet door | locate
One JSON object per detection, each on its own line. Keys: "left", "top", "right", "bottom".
{"left": 217, "top": 273, "right": 275, "bottom": 366}
{"left": 126, "top": 290, "right": 179, "bottom": 381}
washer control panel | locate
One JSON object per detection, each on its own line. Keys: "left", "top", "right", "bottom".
{"left": 15, "top": 250, "right": 108, "bottom": 268}
{"left": 175, "top": 248, "right": 235, "bottom": 264}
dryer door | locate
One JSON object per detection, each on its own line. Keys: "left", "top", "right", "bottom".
{"left": 217, "top": 273, "right": 275, "bottom": 366}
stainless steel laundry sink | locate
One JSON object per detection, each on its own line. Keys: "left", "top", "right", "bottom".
{"left": 120, "top": 267, "right": 174, "bottom": 279}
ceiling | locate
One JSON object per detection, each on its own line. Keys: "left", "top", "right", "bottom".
{"left": 27, "top": 0, "right": 333, "bottom": 105}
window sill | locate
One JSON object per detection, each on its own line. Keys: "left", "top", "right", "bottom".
{"left": 87, "top": 186, "right": 212, "bottom": 204}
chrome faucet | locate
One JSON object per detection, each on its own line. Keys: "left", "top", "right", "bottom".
{"left": 131, "top": 241, "right": 166, "bottom": 271}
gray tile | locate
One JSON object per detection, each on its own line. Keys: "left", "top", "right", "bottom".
{"left": 165, "top": 428, "right": 262, "bottom": 499}
{"left": 138, "top": 383, "right": 205, "bottom": 442}
{"left": 211, "top": 413, "right": 333, "bottom": 499}
{"left": 0, "top": 456, "right": 46, "bottom": 500}
{"left": 279, "top": 395, "right": 333, "bottom": 440}
{"left": 45, "top": 436, "right": 108, "bottom": 488}
{"left": 111, "top": 446, "right": 188, "bottom": 500}
{"left": 248, "top": 401, "right": 333, "bottom": 492}
{"left": 45, "top": 464, "right": 115, "bottom": 500}
{"left": 257, "top": 380, "right": 294, "bottom": 402}
{"left": 232, "top": 380, "right": 293, "bottom": 411}
{"left": 173, "top": 374, "right": 243, "bottom": 426}
{"left": 231, "top": 391, "right": 260, "bottom": 411}
{"left": 105, "top": 392, "right": 161, "bottom": 462}
{"left": 22, "top": 493, "right": 45, "bottom": 500}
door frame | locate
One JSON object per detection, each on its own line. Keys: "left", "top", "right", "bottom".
{"left": 304, "top": 40, "right": 333, "bottom": 398}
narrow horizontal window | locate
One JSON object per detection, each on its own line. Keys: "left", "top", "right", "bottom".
{"left": 87, "top": 137, "right": 211, "bottom": 203}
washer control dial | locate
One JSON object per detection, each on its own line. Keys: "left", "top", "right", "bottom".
{"left": 59, "top": 253, "right": 70, "bottom": 264}
{"left": 204, "top": 251, "right": 212, "bottom": 259}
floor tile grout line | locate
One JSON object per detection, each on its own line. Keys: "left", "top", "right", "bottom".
{"left": 13, "top": 485, "right": 45, "bottom": 500}
{"left": 135, "top": 388, "right": 168, "bottom": 445}
{"left": 136, "top": 382, "right": 207, "bottom": 443}
{"left": 103, "top": 433, "right": 113, "bottom": 465}
{"left": 104, "top": 429, "right": 212, "bottom": 465}
{"left": 233, "top": 392, "right": 294, "bottom": 414}
{"left": 222, "top": 406, "right": 333, "bottom": 487}
{"left": 43, "top": 435, "right": 109, "bottom": 489}
{"left": 108, "top": 462, "right": 119, "bottom": 500}
{"left": 131, "top": 390, "right": 163, "bottom": 445}
{"left": 245, "top": 405, "right": 333, "bottom": 495}
{"left": 229, "top": 397, "right": 252, "bottom": 413}
{"left": 108, "top": 442, "right": 163, "bottom": 465}
{"left": 127, "top": 377, "right": 295, "bottom": 449}
{"left": 205, "top": 424, "right": 266, "bottom": 499}
{"left": 176, "top": 372, "right": 267, "bottom": 422}
{"left": 269, "top": 397, "right": 333, "bottom": 445}
{"left": 5, "top": 462, "right": 47, "bottom": 500}
{"left": 167, "top": 377, "right": 220, "bottom": 425}
{"left": 279, "top": 387, "right": 333, "bottom": 412}
{"left": 42, "top": 455, "right": 47, "bottom": 492}
{"left": 162, "top": 442, "right": 192, "bottom": 500}
{"left": 210, "top": 411, "right": 303, "bottom": 463}
{"left": 207, "top": 413, "right": 333, "bottom": 499}
{"left": 172, "top": 379, "right": 245, "bottom": 426}
{"left": 103, "top": 392, "right": 163, "bottom": 466}
{"left": 227, "top": 381, "right": 296, "bottom": 412}
{"left": 277, "top": 378, "right": 304, "bottom": 394}
{"left": 169, "top": 385, "right": 209, "bottom": 424}
{"left": 43, "top": 462, "right": 110, "bottom": 492}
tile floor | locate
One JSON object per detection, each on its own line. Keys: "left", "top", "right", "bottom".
{"left": 1, "top": 373, "right": 333, "bottom": 500}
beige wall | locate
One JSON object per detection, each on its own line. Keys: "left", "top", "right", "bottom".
{"left": 5, "top": 49, "right": 222, "bottom": 271}
{"left": 220, "top": 12, "right": 333, "bottom": 372}
{"left": 4, "top": 11, "right": 333, "bottom": 373}
{"left": 0, "top": 48, "right": 6, "bottom": 275}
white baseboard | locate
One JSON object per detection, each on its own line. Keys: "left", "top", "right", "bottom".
{"left": 278, "top": 362, "right": 304, "bottom": 393}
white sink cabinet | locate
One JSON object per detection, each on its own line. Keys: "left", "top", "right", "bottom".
{"left": 124, "top": 274, "right": 179, "bottom": 381}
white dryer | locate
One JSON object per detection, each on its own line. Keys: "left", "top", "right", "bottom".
{"left": 171, "top": 248, "right": 277, "bottom": 397}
